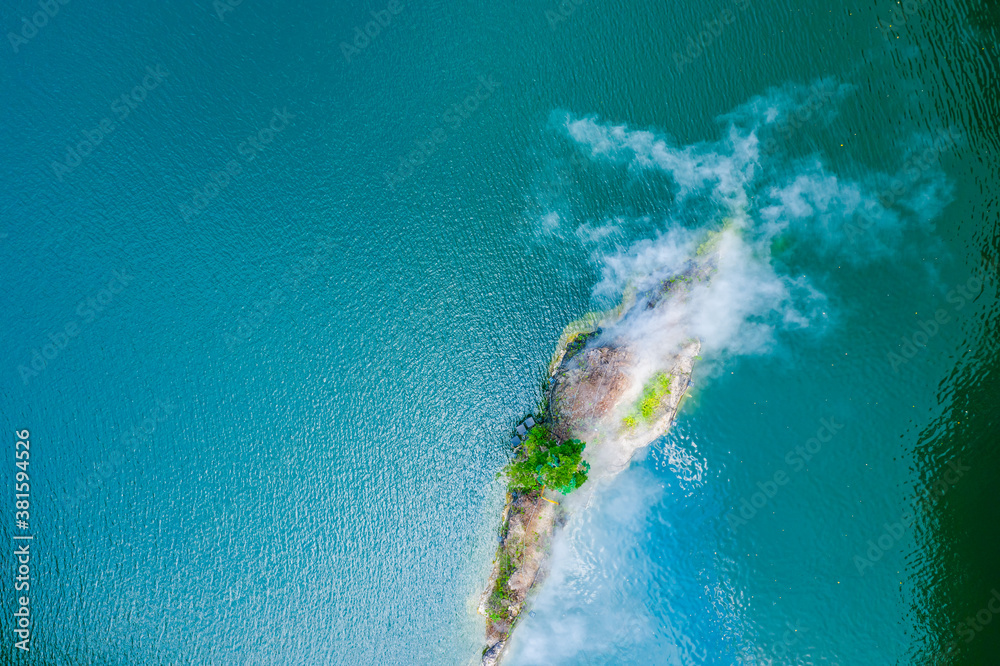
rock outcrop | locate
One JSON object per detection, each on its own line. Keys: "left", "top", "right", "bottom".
{"left": 479, "top": 257, "right": 714, "bottom": 664}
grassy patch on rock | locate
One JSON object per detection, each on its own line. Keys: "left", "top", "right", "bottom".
{"left": 622, "top": 371, "right": 672, "bottom": 428}
{"left": 503, "top": 425, "right": 590, "bottom": 495}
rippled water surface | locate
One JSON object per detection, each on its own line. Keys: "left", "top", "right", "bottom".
{"left": 1, "top": 0, "right": 998, "bottom": 664}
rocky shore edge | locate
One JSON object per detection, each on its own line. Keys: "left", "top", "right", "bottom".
{"left": 477, "top": 264, "right": 708, "bottom": 664}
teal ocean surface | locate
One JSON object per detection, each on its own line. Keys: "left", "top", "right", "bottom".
{"left": 2, "top": 0, "right": 998, "bottom": 664}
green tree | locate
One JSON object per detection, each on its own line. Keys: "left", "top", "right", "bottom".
{"left": 503, "top": 426, "right": 590, "bottom": 495}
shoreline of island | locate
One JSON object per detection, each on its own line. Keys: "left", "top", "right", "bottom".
{"left": 477, "top": 255, "right": 714, "bottom": 665}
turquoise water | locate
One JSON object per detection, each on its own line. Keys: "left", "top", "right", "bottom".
{"left": 2, "top": 0, "right": 998, "bottom": 664}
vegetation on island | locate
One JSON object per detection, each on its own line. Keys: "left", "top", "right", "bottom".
{"left": 482, "top": 247, "right": 713, "bottom": 658}
{"left": 503, "top": 425, "right": 590, "bottom": 495}
{"left": 561, "top": 330, "right": 599, "bottom": 365}
{"left": 483, "top": 421, "right": 591, "bottom": 629}
{"left": 622, "top": 371, "right": 672, "bottom": 429}
{"left": 484, "top": 547, "right": 517, "bottom": 623}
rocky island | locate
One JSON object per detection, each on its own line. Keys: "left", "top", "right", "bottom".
{"left": 478, "top": 233, "right": 723, "bottom": 664}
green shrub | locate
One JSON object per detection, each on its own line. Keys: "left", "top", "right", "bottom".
{"left": 503, "top": 425, "right": 590, "bottom": 495}
{"left": 623, "top": 372, "right": 672, "bottom": 426}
